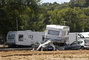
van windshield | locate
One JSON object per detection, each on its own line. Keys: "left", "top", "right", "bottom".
{"left": 78, "top": 34, "right": 84, "bottom": 38}
{"left": 48, "top": 30, "right": 59, "bottom": 35}
{"left": 84, "top": 40, "right": 89, "bottom": 43}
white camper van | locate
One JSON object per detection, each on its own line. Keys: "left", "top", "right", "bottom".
{"left": 45, "top": 25, "right": 70, "bottom": 44}
{"left": 69, "top": 32, "right": 89, "bottom": 44}
{"left": 7, "top": 30, "right": 45, "bottom": 47}
{"left": 79, "top": 32, "right": 89, "bottom": 39}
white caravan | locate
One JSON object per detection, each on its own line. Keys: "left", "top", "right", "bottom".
{"left": 69, "top": 32, "right": 89, "bottom": 44}
{"left": 45, "top": 25, "right": 70, "bottom": 44}
{"left": 7, "top": 30, "right": 45, "bottom": 46}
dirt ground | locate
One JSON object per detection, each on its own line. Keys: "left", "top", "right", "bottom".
{"left": 0, "top": 50, "right": 89, "bottom": 60}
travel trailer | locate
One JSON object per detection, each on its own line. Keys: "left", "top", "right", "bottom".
{"left": 7, "top": 30, "right": 45, "bottom": 47}
{"left": 45, "top": 25, "right": 70, "bottom": 45}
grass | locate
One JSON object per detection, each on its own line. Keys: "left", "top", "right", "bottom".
{"left": 0, "top": 44, "right": 8, "bottom": 48}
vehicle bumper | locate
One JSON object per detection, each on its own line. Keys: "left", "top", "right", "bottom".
{"left": 84, "top": 46, "right": 89, "bottom": 49}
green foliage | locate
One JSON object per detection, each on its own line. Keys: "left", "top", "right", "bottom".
{"left": 83, "top": 7, "right": 89, "bottom": 16}
{"left": 48, "top": 9, "right": 63, "bottom": 25}
{"left": 28, "top": 13, "right": 45, "bottom": 31}
{"left": 70, "top": 0, "right": 89, "bottom": 7}
{"left": 0, "top": 0, "right": 41, "bottom": 39}
{"left": 48, "top": 7, "right": 85, "bottom": 32}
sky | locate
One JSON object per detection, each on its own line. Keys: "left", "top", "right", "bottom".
{"left": 41, "top": 0, "right": 70, "bottom": 4}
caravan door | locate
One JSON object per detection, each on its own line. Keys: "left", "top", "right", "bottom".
{"left": 15, "top": 31, "right": 32, "bottom": 46}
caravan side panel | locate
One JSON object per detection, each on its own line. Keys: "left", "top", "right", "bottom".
{"left": 33, "top": 32, "right": 45, "bottom": 44}
{"left": 69, "top": 33, "right": 77, "bottom": 44}
{"left": 15, "top": 31, "right": 32, "bottom": 46}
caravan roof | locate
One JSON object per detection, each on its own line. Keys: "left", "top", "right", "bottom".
{"left": 79, "top": 32, "right": 89, "bottom": 38}
{"left": 46, "top": 25, "right": 69, "bottom": 30}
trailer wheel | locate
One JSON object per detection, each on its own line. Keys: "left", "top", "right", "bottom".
{"left": 80, "top": 46, "right": 84, "bottom": 50}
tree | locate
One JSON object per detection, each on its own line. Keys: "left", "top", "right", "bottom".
{"left": 84, "top": 0, "right": 89, "bottom": 7}
{"left": 48, "top": 9, "right": 64, "bottom": 25}
{"left": 83, "top": 7, "right": 89, "bottom": 16}
{"left": 48, "top": 7, "right": 85, "bottom": 32}
{"left": 0, "top": 0, "right": 40, "bottom": 40}
{"left": 69, "top": 0, "right": 86, "bottom": 8}
{"left": 82, "top": 7, "right": 89, "bottom": 31}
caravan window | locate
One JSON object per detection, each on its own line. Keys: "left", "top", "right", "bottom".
{"left": 8, "top": 34, "right": 15, "bottom": 39}
{"left": 48, "top": 30, "right": 59, "bottom": 35}
{"left": 28, "top": 35, "right": 33, "bottom": 40}
{"left": 19, "top": 35, "right": 23, "bottom": 41}
{"left": 78, "top": 34, "right": 84, "bottom": 38}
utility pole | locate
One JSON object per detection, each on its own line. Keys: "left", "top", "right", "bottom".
{"left": 82, "top": 29, "right": 84, "bottom": 32}
{"left": 16, "top": 17, "right": 18, "bottom": 31}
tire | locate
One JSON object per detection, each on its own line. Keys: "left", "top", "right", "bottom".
{"left": 80, "top": 46, "right": 84, "bottom": 50}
